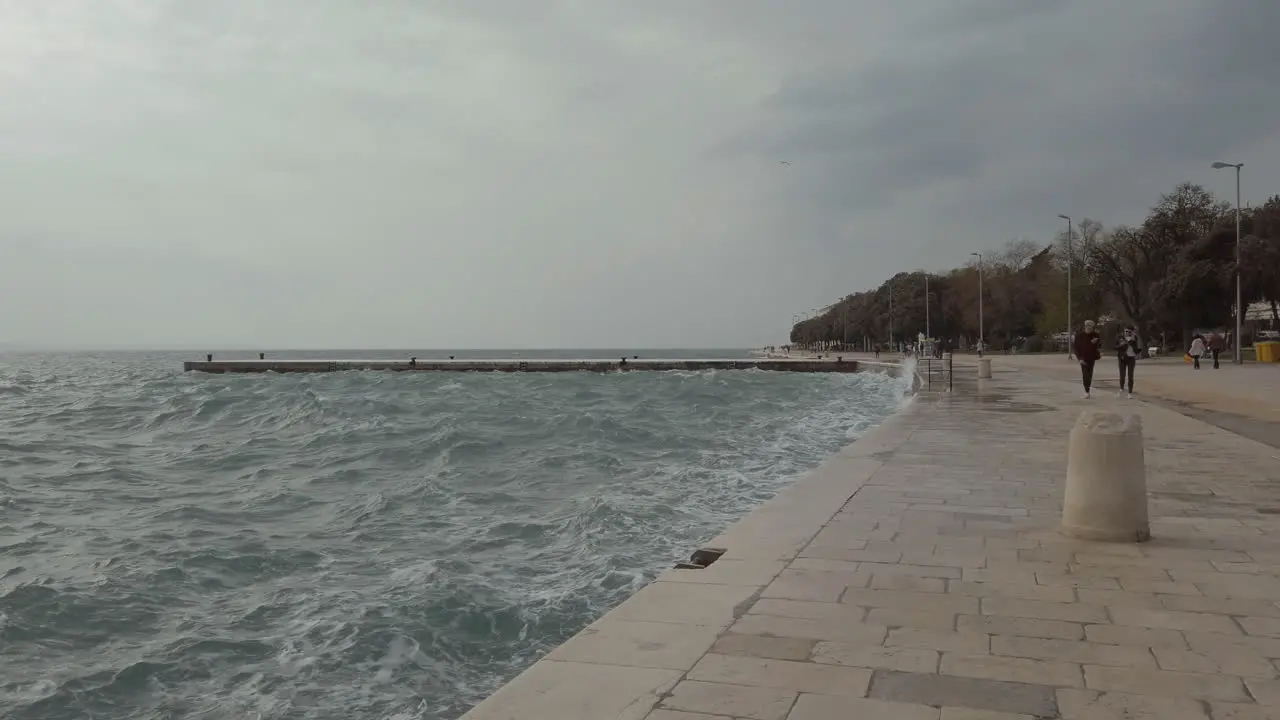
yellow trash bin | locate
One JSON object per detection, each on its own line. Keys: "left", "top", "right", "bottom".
{"left": 1257, "top": 342, "right": 1280, "bottom": 363}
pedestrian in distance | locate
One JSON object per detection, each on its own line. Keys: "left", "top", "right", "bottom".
{"left": 1073, "top": 320, "right": 1102, "bottom": 398}
{"left": 1189, "top": 335, "right": 1206, "bottom": 370}
{"left": 1115, "top": 326, "right": 1140, "bottom": 399}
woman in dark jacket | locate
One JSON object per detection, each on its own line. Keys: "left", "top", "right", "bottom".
{"left": 1073, "top": 320, "right": 1102, "bottom": 398}
{"left": 1115, "top": 326, "right": 1140, "bottom": 398}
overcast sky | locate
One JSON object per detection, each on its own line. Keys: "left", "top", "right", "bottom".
{"left": 2, "top": 1, "right": 1277, "bottom": 349}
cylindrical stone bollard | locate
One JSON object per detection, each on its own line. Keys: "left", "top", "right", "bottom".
{"left": 978, "top": 357, "right": 992, "bottom": 379}
{"left": 1061, "top": 411, "right": 1150, "bottom": 542}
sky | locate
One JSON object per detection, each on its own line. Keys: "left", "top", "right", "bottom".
{"left": 2, "top": 1, "right": 1278, "bottom": 350}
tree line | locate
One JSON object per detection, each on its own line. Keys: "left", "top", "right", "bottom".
{"left": 789, "top": 182, "right": 1280, "bottom": 352}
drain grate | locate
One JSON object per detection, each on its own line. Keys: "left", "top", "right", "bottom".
{"left": 674, "top": 547, "right": 726, "bottom": 570}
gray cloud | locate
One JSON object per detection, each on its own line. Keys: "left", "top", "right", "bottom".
{"left": 1, "top": 1, "right": 1277, "bottom": 349}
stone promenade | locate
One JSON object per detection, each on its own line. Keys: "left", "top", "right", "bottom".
{"left": 461, "top": 368, "right": 1280, "bottom": 720}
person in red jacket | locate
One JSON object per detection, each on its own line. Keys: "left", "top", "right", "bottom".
{"left": 1073, "top": 320, "right": 1102, "bottom": 398}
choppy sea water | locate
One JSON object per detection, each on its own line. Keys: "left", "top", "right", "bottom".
{"left": 0, "top": 350, "right": 907, "bottom": 720}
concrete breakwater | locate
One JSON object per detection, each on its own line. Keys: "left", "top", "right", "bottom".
{"left": 183, "top": 357, "right": 901, "bottom": 374}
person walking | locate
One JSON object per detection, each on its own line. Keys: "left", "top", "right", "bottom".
{"left": 1073, "top": 320, "right": 1102, "bottom": 398}
{"left": 1209, "top": 333, "right": 1224, "bottom": 369}
{"left": 1115, "top": 326, "right": 1140, "bottom": 398}
{"left": 1189, "top": 335, "right": 1206, "bottom": 370}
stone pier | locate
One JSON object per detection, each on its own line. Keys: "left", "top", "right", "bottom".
{"left": 460, "top": 364, "right": 1280, "bottom": 720}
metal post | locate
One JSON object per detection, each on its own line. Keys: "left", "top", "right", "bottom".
{"left": 971, "top": 252, "right": 984, "bottom": 357}
{"left": 948, "top": 353, "right": 953, "bottom": 392}
{"left": 1235, "top": 165, "right": 1243, "bottom": 365}
{"left": 1213, "top": 161, "right": 1245, "bottom": 364}
{"left": 925, "top": 274, "right": 931, "bottom": 342}
{"left": 1059, "top": 214, "right": 1073, "bottom": 358}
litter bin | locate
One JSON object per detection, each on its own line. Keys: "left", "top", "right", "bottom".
{"left": 1257, "top": 342, "right": 1280, "bottom": 363}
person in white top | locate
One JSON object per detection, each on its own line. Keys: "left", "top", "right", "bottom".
{"left": 1189, "top": 335, "right": 1206, "bottom": 369}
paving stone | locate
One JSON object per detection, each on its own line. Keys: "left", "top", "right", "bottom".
{"left": 660, "top": 559, "right": 788, "bottom": 586}
{"left": 788, "top": 557, "right": 864, "bottom": 574}
{"left": 1185, "top": 630, "right": 1280, "bottom": 659}
{"left": 939, "top": 708, "right": 1032, "bottom": 720}
{"left": 1034, "top": 573, "right": 1123, "bottom": 590}
{"left": 981, "top": 597, "right": 1109, "bottom": 624}
{"left": 799, "top": 545, "right": 904, "bottom": 564}
{"left": 812, "top": 641, "right": 940, "bottom": 673}
{"left": 1118, "top": 579, "right": 1204, "bottom": 596}
{"left": 608, "top": 581, "right": 759, "bottom": 627}
{"left": 867, "top": 669, "right": 1058, "bottom": 717}
{"left": 729, "top": 614, "right": 887, "bottom": 645}
{"left": 843, "top": 587, "right": 979, "bottom": 615}
{"left": 1189, "top": 574, "right": 1280, "bottom": 601}
{"left": 1056, "top": 688, "right": 1209, "bottom": 720}
{"left": 749, "top": 598, "right": 867, "bottom": 622}
{"left": 712, "top": 633, "right": 817, "bottom": 661}
{"left": 644, "top": 711, "right": 731, "bottom": 720}
{"left": 992, "top": 635, "right": 1155, "bottom": 668}
{"left": 1152, "top": 645, "right": 1277, "bottom": 679}
{"left": 949, "top": 580, "right": 1076, "bottom": 603}
{"left": 1247, "top": 678, "right": 1280, "bottom": 706}
{"left": 1109, "top": 607, "right": 1242, "bottom": 635}
{"left": 940, "top": 652, "right": 1083, "bottom": 687}
{"left": 859, "top": 562, "right": 964, "bottom": 580}
{"left": 1077, "top": 588, "right": 1165, "bottom": 609}
{"left": 887, "top": 628, "right": 990, "bottom": 654}
{"left": 462, "top": 660, "right": 681, "bottom": 720}
{"left": 959, "top": 614, "right": 1084, "bottom": 640}
{"left": 1083, "top": 665, "right": 1251, "bottom": 702}
{"left": 763, "top": 568, "right": 869, "bottom": 603}
{"left": 1161, "top": 595, "right": 1280, "bottom": 618}
{"left": 1209, "top": 702, "right": 1280, "bottom": 720}
{"left": 546, "top": 619, "right": 722, "bottom": 670}
{"left": 964, "top": 568, "right": 1040, "bottom": 585}
{"left": 1085, "top": 624, "right": 1190, "bottom": 650}
{"left": 866, "top": 607, "right": 960, "bottom": 631}
{"left": 787, "top": 694, "right": 939, "bottom": 720}
{"left": 1242, "top": 617, "right": 1280, "bottom": 638}
{"left": 660, "top": 680, "right": 796, "bottom": 720}
{"left": 1068, "top": 562, "right": 1176, "bottom": 581}
{"left": 870, "top": 574, "right": 947, "bottom": 593}
{"left": 689, "top": 654, "right": 871, "bottom": 698}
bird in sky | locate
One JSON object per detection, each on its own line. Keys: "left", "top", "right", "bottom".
{"left": 779, "top": 161, "right": 790, "bottom": 166}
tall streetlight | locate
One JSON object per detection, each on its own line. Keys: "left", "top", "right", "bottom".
{"left": 888, "top": 283, "right": 895, "bottom": 351}
{"left": 924, "top": 273, "right": 931, "bottom": 342}
{"left": 971, "top": 252, "right": 984, "bottom": 356}
{"left": 1057, "top": 214, "right": 1073, "bottom": 358}
{"left": 1212, "top": 161, "right": 1244, "bottom": 364}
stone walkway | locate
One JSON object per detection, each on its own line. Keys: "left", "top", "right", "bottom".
{"left": 461, "top": 369, "right": 1280, "bottom": 720}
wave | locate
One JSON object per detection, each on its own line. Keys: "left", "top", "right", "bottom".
{"left": 0, "top": 352, "right": 905, "bottom": 719}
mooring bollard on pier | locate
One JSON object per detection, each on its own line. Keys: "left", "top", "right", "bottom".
{"left": 978, "top": 357, "right": 992, "bottom": 379}
{"left": 1060, "top": 411, "right": 1150, "bottom": 542}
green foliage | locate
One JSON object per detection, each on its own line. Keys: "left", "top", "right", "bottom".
{"left": 790, "top": 182, "right": 1280, "bottom": 350}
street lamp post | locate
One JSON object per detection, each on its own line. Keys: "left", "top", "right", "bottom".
{"left": 1212, "top": 162, "right": 1244, "bottom": 364}
{"left": 924, "top": 273, "right": 931, "bottom": 342}
{"left": 1057, "top": 214, "right": 1073, "bottom": 358}
{"left": 889, "top": 284, "right": 894, "bottom": 352}
{"left": 971, "top": 252, "right": 984, "bottom": 356}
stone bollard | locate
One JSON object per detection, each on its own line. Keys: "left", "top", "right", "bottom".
{"left": 1061, "top": 411, "right": 1150, "bottom": 542}
{"left": 978, "top": 357, "right": 992, "bottom": 379}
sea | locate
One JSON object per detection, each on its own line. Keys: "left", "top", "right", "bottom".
{"left": 0, "top": 349, "right": 909, "bottom": 720}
